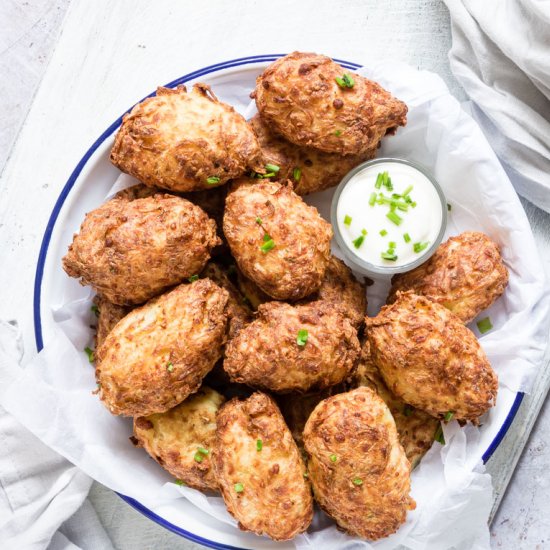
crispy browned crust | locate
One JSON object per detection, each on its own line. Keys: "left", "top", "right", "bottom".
{"left": 248, "top": 114, "right": 377, "bottom": 195}
{"left": 236, "top": 268, "right": 273, "bottom": 310}
{"left": 62, "top": 193, "right": 220, "bottom": 305}
{"left": 303, "top": 387, "right": 415, "bottom": 540}
{"left": 93, "top": 295, "right": 132, "bottom": 350}
{"left": 254, "top": 52, "right": 407, "bottom": 155}
{"left": 110, "top": 84, "right": 263, "bottom": 192}
{"left": 351, "top": 340, "right": 438, "bottom": 468}
{"left": 133, "top": 386, "right": 225, "bottom": 491}
{"left": 95, "top": 280, "right": 228, "bottom": 416}
{"left": 388, "top": 231, "right": 509, "bottom": 324}
{"left": 223, "top": 179, "right": 332, "bottom": 301}
{"left": 213, "top": 392, "right": 313, "bottom": 540}
{"left": 201, "top": 262, "right": 252, "bottom": 338}
{"left": 366, "top": 292, "right": 498, "bottom": 421}
{"left": 224, "top": 301, "right": 360, "bottom": 393}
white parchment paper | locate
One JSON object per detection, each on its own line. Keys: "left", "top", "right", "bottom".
{"left": 1, "top": 61, "right": 548, "bottom": 549}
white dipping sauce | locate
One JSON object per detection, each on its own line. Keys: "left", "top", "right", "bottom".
{"left": 336, "top": 161, "right": 443, "bottom": 268}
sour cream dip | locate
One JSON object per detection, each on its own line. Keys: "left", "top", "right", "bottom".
{"left": 331, "top": 158, "right": 447, "bottom": 275}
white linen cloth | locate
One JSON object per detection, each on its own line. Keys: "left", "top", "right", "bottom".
{"left": 444, "top": 0, "right": 550, "bottom": 213}
{"left": 0, "top": 320, "right": 112, "bottom": 550}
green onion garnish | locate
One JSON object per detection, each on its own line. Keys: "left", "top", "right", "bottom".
{"left": 335, "top": 74, "right": 355, "bottom": 88}
{"left": 265, "top": 163, "right": 280, "bottom": 173}
{"left": 255, "top": 217, "right": 262, "bottom": 225}
{"left": 84, "top": 347, "right": 94, "bottom": 363}
{"left": 413, "top": 241, "right": 429, "bottom": 253}
{"left": 188, "top": 274, "right": 199, "bottom": 282}
{"left": 330, "top": 454, "right": 337, "bottom": 462}
{"left": 403, "top": 404, "right": 413, "bottom": 417}
{"left": 447, "top": 203, "right": 452, "bottom": 211}
{"left": 260, "top": 234, "right": 275, "bottom": 253}
{"left": 386, "top": 211, "right": 403, "bottom": 225}
{"left": 296, "top": 329, "right": 309, "bottom": 347}
{"left": 389, "top": 241, "right": 396, "bottom": 249}
{"left": 194, "top": 452, "right": 204, "bottom": 463}
{"left": 293, "top": 167, "right": 302, "bottom": 181}
{"left": 434, "top": 424, "right": 445, "bottom": 444}
{"left": 402, "top": 185, "right": 413, "bottom": 196}
{"left": 234, "top": 483, "right": 244, "bottom": 493}
{"left": 369, "top": 192, "right": 377, "bottom": 206}
{"left": 303, "top": 472, "right": 309, "bottom": 479}
{"left": 380, "top": 229, "right": 388, "bottom": 237}
{"left": 206, "top": 176, "right": 220, "bottom": 185}
{"left": 262, "top": 172, "right": 276, "bottom": 178}
{"left": 375, "top": 173, "right": 384, "bottom": 189}
{"left": 344, "top": 215, "right": 352, "bottom": 226}
{"left": 174, "top": 479, "right": 186, "bottom": 486}
{"left": 91, "top": 304, "right": 99, "bottom": 317}
{"left": 352, "top": 478, "right": 363, "bottom": 486}
{"left": 256, "top": 439, "right": 263, "bottom": 452}
{"left": 197, "top": 447, "right": 209, "bottom": 455}
{"left": 476, "top": 317, "right": 493, "bottom": 334}
{"left": 167, "top": 362, "right": 174, "bottom": 372}
{"left": 352, "top": 235, "right": 365, "bottom": 248}
{"left": 381, "top": 251, "right": 398, "bottom": 261}
{"left": 334, "top": 130, "right": 342, "bottom": 136}
{"left": 403, "top": 233, "right": 411, "bottom": 243}
{"left": 361, "top": 229, "right": 367, "bottom": 236}
{"left": 444, "top": 411, "right": 454, "bottom": 422}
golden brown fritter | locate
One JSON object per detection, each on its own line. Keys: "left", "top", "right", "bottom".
{"left": 93, "top": 295, "right": 132, "bottom": 350}
{"left": 351, "top": 341, "right": 438, "bottom": 468}
{"left": 223, "top": 179, "right": 332, "bottom": 300}
{"left": 253, "top": 52, "right": 407, "bottom": 155}
{"left": 95, "top": 280, "right": 228, "bottom": 416}
{"left": 366, "top": 292, "right": 498, "bottom": 421}
{"left": 213, "top": 392, "right": 313, "bottom": 540}
{"left": 303, "top": 387, "right": 415, "bottom": 540}
{"left": 248, "top": 114, "right": 376, "bottom": 195}
{"left": 63, "top": 193, "right": 220, "bottom": 305}
{"left": 200, "top": 262, "right": 252, "bottom": 338}
{"left": 114, "top": 183, "right": 162, "bottom": 201}
{"left": 132, "top": 386, "right": 225, "bottom": 492}
{"left": 224, "top": 301, "right": 360, "bottom": 393}
{"left": 110, "top": 84, "right": 263, "bottom": 192}
{"left": 388, "top": 231, "right": 509, "bottom": 324}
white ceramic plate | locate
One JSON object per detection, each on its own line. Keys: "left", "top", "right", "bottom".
{"left": 33, "top": 55, "right": 523, "bottom": 550}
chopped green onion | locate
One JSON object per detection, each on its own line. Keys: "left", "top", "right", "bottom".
{"left": 84, "top": 347, "right": 94, "bottom": 363}
{"left": 386, "top": 211, "right": 403, "bottom": 225}
{"left": 188, "top": 274, "right": 199, "bottom": 282}
{"left": 375, "top": 173, "right": 384, "bottom": 189}
{"left": 194, "top": 452, "right": 204, "bottom": 463}
{"left": 330, "top": 454, "right": 337, "bottom": 463}
{"left": 379, "top": 229, "right": 388, "bottom": 237}
{"left": 413, "top": 241, "right": 429, "bottom": 253}
{"left": 206, "top": 176, "right": 220, "bottom": 185}
{"left": 402, "top": 185, "right": 413, "bottom": 196}
{"left": 167, "top": 362, "right": 174, "bottom": 372}
{"left": 256, "top": 439, "right": 263, "bottom": 452}
{"left": 352, "top": 235, "right": 365, "bottom": 249}
{"left": 447, "top": 203, "right": 452, "bottom": 211}
{"left": 410, "top": 201, "right": 417, "bottom": 208}
{"left": 403, "top": 404, "right": 414, "bottom": 417}
{"left": 344, "top": 215, "right": 352, "bottom": 226}
{"left": 369, "top": 192, "right": 377, "bottom": 206}
{"left": 174, "top": 479, "right": 186, "bottom": 486}
{"left": 434, "top": 424, "right": 445, "bottom": 444}
{"left": 403, "top": 233, "right": 411, "bottom": 243}
{"left": 444, "top": 411, "right": 454, "bottom": 422}
{"left": 352, "top": 478, "right": 363, "bottom": 486}
{"left": 91, "top": 304, "right": 99, "bottom": 317}
{"left": 296, "top": 329, "right": 309, "bottom": 347}
{"left": 381, "top": 251, "right": 398, "bottom": 261}
{"left": 383, "top": 173, "right": 393, "bottom": 191}
{"left": 389, "top": 241, "right": 396, "bottom": 249}
{"left": 335, "top": 74, "right": 355, "bottom": 88}
{"left": 197, "top": 447, "right": 209, "bottom": 455}
{"left": 334, "top": 130, "right": 342, "bottom": 136}
{"left": 293, "top": 167, "right": 302, "bottom": 181}
{"left": 303, "top": 472, "right": 309, "bottom": 479}
{"left": 234, "top": 482, "right": 244, "bottom": 493}
{"left": 476, "top": 317, "right": 493, "bottom": 334}
{"left": 262, "top": 172, "right": 276, "bottom": 178}
{"left": 361, "top": 229, "right": 367, "bottom": 236}
{"left": 396, "top": 203, "right": 409, "bottom": 212}
{"left": 265, "top": 163, "right": 280, "bottom": 173}
{"left": 255, "top": 217, "right": 262, "bottom": 225}
{"left": 260, "top": 234, "right": 275, "bottom": 253}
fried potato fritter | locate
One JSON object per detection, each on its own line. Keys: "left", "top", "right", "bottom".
{"left": 63, "top": 193, "right": 220, "bottom": 305}
{"left": 93, "top": 295, "right": 132, "bottom": 350}
{"left": 367, "top": 292, "right": 498, "bottom": 421}
{"left": 95, "top": 280, "right": 228, "bottom": 416}
{"left": 132, "top": 386, "right": 225, "bottom": 491}
{"left": 303, "top": 388, "right": 415, "bottom": 540}
{"left": 213, "top": 392, "right": 313, "bottom": 540}
{"left": 224, "top": 301, "right": 360, "bottom": 393}
{"left": 111, "top": 84, "right": 263, "bottom": 192}
{"left": 254, "top": 52, "right": 407, "bottom": 155}
{"left": 249, "top": 114, "right": 376, "bottom": 195}
{"left": 352, "top": 341, "right": 438, "bottom": 468}
{"left": 223, "top": 179, "right": 332, "bottom": 300}
{"left": 388, "top": 231, "right": 509, "bottom": 324}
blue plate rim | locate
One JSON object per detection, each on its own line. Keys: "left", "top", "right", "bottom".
{"left": 32, "top": 53, "right": 524, "bottom": 549}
